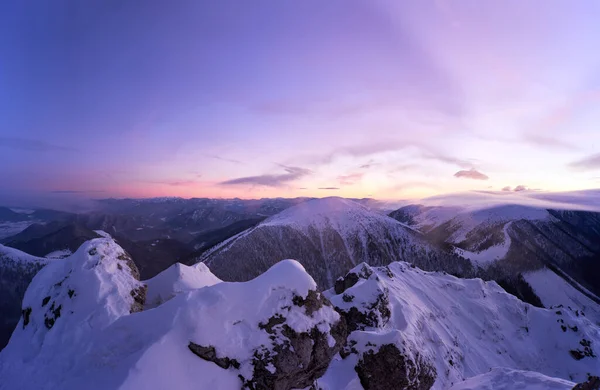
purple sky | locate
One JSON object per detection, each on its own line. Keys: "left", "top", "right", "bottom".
{"left": 2, "top": 0, "right": 600, "bottom": 204}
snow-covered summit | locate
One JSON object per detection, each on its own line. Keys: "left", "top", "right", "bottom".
{"left": 201, "top": 197, "right": 474, "bottom": 289}
{"left": 262, "top": 196, "right": 401, "bottom": 232}
{"left": 1, "top": 238, "right": 145, "bottom": 362}
{"left": 0, "top": 252, "right": 346, "bottom": 390}
{"left": 144, "top": 262, "right": 223, "bottom": 309}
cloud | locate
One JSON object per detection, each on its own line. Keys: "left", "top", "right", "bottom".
{"left": 205, "top": 154, "right": 244, "bottom": 165}
{"left": 337, "top": 173, "right": 364, "bottom": 185}
{"left": 513, "top": 185, "right": 528, "bottom": 192}
{"left": 318, "top": 187, "right": 340, "bottom": 190}
{"left": 568, "top": 153, "right": 600, "bottom": 171}
{"left": 303, "top": 141, "right": 472, "bottom": 170}
{"left": 453, "top": 168, "right": 489, "bottom": 180}
{"left": 359, "top": 159, "right": 379, "bottom": 169}
{"left": 164, "top": 181, "right": 200, "bottom": 187}
{"left": 501, "top": 186, "right": 512, "bottom": 191}
{"left": 140, "top": 179, "right": 203, "bottom": 187}
{"left": 220, "top": 166, "right": 311, "bottom": 187}
{"left": 0, "top": 137, "right": 76, "bottom": 152}
{"left": 523, "top": 134, "right": 578, "bottom": 151}
{"left": 49, "top": 190, "right": 105, "bottom": 194}
{"left": 423, "top": 150, "right": 473, "bottom": 169}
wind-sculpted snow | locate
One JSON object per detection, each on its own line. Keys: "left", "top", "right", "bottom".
{"left": 0, "top": 242, "right": 346, "bottom": 390}
{"left": 318, "top": 262, "right": 600, "bottom": 389}
{"left": 201, "top": 197, "right": 475, "bottom": 288}
{"left": 144, "top": 262, "right": 223, "bottom": 309}
{"left": 448, "top": 368, "right": 576, "bottom": 390}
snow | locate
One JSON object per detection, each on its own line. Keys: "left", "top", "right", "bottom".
{"left": 144, "top": 262, "right": 223, "bottom": 309}
{"left": 94, "top": 230, "right": 112, "bottom": 239}
{"left": 455, "top": 222, "right": 512, "bottom": 265}
{"left": 0, "top": 243, "right": 48, "bottom": 264}
{"left": 420, "top": 190, "right": 600, "bottom": 213}
{"left": 0, "top": 220, "right": 35, "bottom": 240}
{"left": 448, "top": 367, "right": 575, "bottom": 390}
{"left": 262, "top": 197, "right": 399, "bottom": 234}
{"left": 45, "top": 249, "right": 72, "bottom": 259}
{"left": 444, "top": 205, "right": 550, "bottom": 244}
{"left": 0, "top": 246, "right": 340, "bottom": 390}
{"left": 320, "top": 262, "right": 600, "bottom": 389}
{"left": 524, "top": 267, "right": 600, "bottom": 325}
{"left": 1, "top": 239, "right": 144, "bottom": 364}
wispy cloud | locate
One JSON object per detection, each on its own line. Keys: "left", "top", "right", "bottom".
{"left": 513, "top": 185, "right": 528, "bottom": 192}
{"left": 423, "top": 151, "right": 473, "bottom": 169}
{"left": 453, "top": 168, "right": 489, "bottom": 180}
{"left": 568, "top": 153, "right": 600, "bottom": 171}
{"left": 50, "top": 190, "right": 105, "bottom": 194}
{"left": 523, "top": 134, "right": 578, "bottom": 151}
{"left": 359, "top": 159, "right": 379, "bottom": 169}
{"left": 318, "top": 187, "right": 340, "bottom": 190}
{"left": 501, "top": 186, "right": 512, "bottom": 191}
{"left": 206, "top": 154, "right": 244, "bottom": 165}
{"left": 303, "top": 141, "right": 473, "bottom": 170}
{"left": 220, "top": 166, "right": 311, "bottom": 187}
{"left": 0, "top": 137, "right": 76, "bottom": 152}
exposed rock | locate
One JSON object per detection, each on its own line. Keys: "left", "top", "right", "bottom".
{"left": 188, "top": 289, "right": 347, "bottom": 390}
{"left": 247, "top": 319, "right": 347, "bottom": 390}
{"left": 335, "top": 272, "right": 360, "bottom": 295}
{"left": 573, "top": 376, "right": 600, "bottom": 390}
{"left": 118, "top": 251, "right": 140, "bottom": 281}
{"left": 330, "top": 264, "right": 392, "bottom": 332}
{"left": 129, "top": 285, "right": 147, "bottom": 313}
{"left": 355, "top": 343, "right": 436, "bottom": 390}
{"left": 188, "top": 342, "right": 240, "bottom": 369}
{"left": 21, "top": 307, "right": 32, "bottom": 328}
{"left": 334, "top": 264, "right": 373, "bottom": 295}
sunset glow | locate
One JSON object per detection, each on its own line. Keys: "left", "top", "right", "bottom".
{"left": 2, "top": 1, "right": 600, "bottom": 204}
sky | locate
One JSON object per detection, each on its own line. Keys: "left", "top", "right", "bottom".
{"left": 1, "top": 0, "right": 600, "bottom": 205}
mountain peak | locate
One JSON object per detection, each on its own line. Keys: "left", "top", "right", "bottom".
{"left": 3, "top": 238, "right": 145, "bottom": 361}
{"left": 261, "top": 196, "right": 382, "bottom": 230}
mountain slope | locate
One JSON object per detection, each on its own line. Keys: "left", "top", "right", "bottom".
{"left": 0, "top": 244, "right": 345, "bottom": 390}
{"left": 390, "top": 202, "right": 600, "bottom": 300}
{"left": 2, "top": 221, "right": 101, "bottom": 257}
{"left": 0, "top": 245, "right": 48, "bottom": 349}
{"left": 317, "top": 262, "right": 600, "bottom": 389}
{"left": 200, "top": 197, "right": 474, "bottom": 288}
{"left": 2, "top": 250, "right": 598, "bottom": 389}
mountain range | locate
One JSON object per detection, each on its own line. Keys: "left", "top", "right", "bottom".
{"left": 0, "top": 193, "right": 599, "bottom": 388}
{"left": 0, "top": 237, "right": 597, "bottom": 389}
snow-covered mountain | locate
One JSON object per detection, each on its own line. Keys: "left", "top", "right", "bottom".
{"left": 390, "top": 197, "right": 600, "bottom": 313}
{"left": 0, "top": 245, "right": 48, "bottom": 349}
{"left": 1, "top": 238, "right": 597, "bottom": 389}
{"left": 317, "top": 262, "right": 600, "bottom": 389}
{"left": 0, "top": 239, "right": 346, "bottom": 390}
{"left": 199, "top": 197, "right": 475, "bottom": 288}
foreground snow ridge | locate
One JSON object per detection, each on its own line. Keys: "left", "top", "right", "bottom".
{"left": 0, "top": 238, "right": 598, "bottom": 390}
